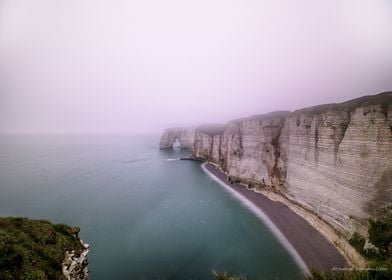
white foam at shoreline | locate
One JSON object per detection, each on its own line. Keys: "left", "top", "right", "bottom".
{"left": 166, "top": 158, "right": 179, "bottom": 161}
{"left": 201, "top": 163, "right": 309, "bottom": 274}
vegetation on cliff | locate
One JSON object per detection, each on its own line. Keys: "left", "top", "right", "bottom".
{"left": 294, "top": 91, "right": 392, "bottom": 116}
{"left": 0, "top": 217, "right": 83, "bottom": 280}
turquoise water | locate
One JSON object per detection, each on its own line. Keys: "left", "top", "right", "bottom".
{"left": 0, "top": 135, "right": 301, "bottom": 279}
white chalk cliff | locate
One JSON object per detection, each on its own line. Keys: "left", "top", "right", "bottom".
{"left": 62, "top": 241, "right": 89, "bottom": 280}
{"left": 159, "top": 127, "right": 196, "bottom": 149}
{"left": 159, "top": 92, "right": 392, "bottom": 261}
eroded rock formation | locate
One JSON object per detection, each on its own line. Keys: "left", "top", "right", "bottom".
{"left": 62, "top": 240, "right": 89, "bottom": 280}
{"left": 61, "top": 226, "right": 89, "bottom": 280}
{"left": 160, "top": 92, "right": 392, "bottom": 241}
{"left": 159, "top": 127, "right": 196, "bottom": 149}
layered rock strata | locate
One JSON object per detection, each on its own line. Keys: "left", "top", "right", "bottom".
{"left": 160, "top": 92, "right": 392, "bottom": 265}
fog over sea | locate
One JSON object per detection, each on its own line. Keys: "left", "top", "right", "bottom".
{"left": 0, "top": 135, "right": 301, "bottom": 279}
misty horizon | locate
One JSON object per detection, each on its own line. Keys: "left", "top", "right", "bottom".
{"left": 1, "top": 0, "right": 392, "bottom": 134}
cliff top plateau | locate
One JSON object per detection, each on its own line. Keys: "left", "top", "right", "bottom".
{"left": 0, "top": 217, "right": 87, "bottom": 280}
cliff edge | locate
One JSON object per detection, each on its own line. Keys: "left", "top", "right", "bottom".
{"left": 0, "top": 217, "right": 89, "bottom": 280}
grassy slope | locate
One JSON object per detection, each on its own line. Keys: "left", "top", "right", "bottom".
{"left": 293, "top": 91, "right": 392, "bottom": 115}
{"left": 0, "top": 217, "right": 83, "bottom": 280}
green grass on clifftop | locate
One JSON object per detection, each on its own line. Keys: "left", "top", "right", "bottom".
{"left": 0, "top": 217, "right": 83, "bottom": 280}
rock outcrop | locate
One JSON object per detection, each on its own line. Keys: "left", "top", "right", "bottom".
{"left": 62, "top": 240, "right": 89, "bottom": 280}
{"left": 160, "top": 92, "right": 392, "bottom": 261}
{"left": 159, "top": 127, "right": 196, "bottom": 149}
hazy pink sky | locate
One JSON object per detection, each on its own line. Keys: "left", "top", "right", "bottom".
{"left": 1, "top": 0, "right": 391, "bottom": 134}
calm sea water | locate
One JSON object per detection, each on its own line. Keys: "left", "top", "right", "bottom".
{"left": 0, "top": 135, "right": 301, "bottom": 279}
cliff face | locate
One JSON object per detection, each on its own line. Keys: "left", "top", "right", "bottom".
{"left": 159, "top": 127, "right": 195, "bottom": 149}
{"left": 283, "top": 102, "right": 392, "bottom": 236}
{"left": 161, "top": 92, "right": 392, "bottom": 239}
{"left": 218, "top": 112, "right": 291, "bottom": 189}
{"left": 62, "top": 241, "right": 89, "bottom": 280}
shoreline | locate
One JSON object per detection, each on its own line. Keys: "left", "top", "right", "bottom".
{"left": 202, "top": 162, "right": 348, "bottom": 272}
